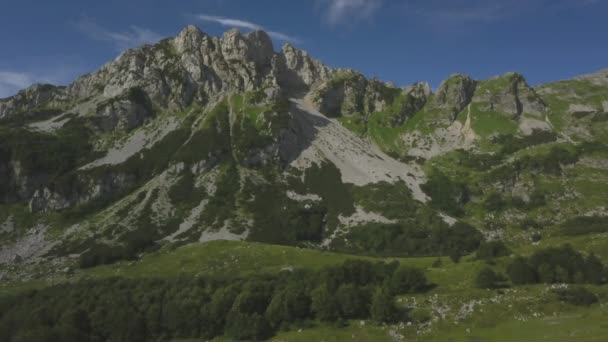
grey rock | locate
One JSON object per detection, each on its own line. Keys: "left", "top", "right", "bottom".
{"left": 568, "top": 103, "right": 597, "bottom": 116}
{"left": 11, "top": 254, "right": 22, "bottom": 264}
{"left": 431, "top": 74, "right": 477, "bottom": 120}
{"left": 474, "top": 72, "right": 546, "bottom": 118}
{"left": 575, "top": 69, "right": 608, "bottom": 86}
{"left": 278, "top": 44, "right": 332, "bottom": 91}
{"left": 0, "top": 84, "right": 68, "bottom": 119}
{"left": 93, "top": 90, "right": 153, "bottom": 132}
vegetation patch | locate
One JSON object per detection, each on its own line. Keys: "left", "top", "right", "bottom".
{"left": 560, "top": 216, "right": 608, "bottom": 236}
{"left": 333, "top": 221, "right": 482, "bottom": 261}
{"left": 0, "top": 259, "right": 428, "bottom": 341}
{"left": 506, "top": 245, "right": 607, "bottom": 285}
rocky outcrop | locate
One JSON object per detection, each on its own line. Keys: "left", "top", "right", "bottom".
{"left": 308, "top": 71, "right": 430, "bottom": 123}
{"left": 93, "top": 88, "right": 154, "bottom": 132}
{"left": 473, "top": 72, "right": 546, "bottom": 118}
{"left": 277, "top": 44, "right": 332, "bottom": 91}
{"left": 310, "top": 71, "right": 368, "bottom": 117}
{"left": 575, "top": 69, "right": 608, "bottom": 86}
{"left": 0, "top": 25, "right": 337, "bottom": 128}
{"left": 430, "top": 74, "right": 477, "bottom": 121}
{"left": 66, "top": 26, "right": 283, "bottom": 115}
{"left": 28, "top": 171, "right": 137, "bottom": 213}
{"left": 385, "top": 82, "right": 431, "bottom": 126}
{"left": 0, "top": 84, "right": 68, "bottom": 119}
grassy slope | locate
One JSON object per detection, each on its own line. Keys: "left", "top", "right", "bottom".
{"left": 3, "top": 238, "right": 608, "bottom": 341}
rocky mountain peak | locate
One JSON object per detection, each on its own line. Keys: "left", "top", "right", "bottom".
{"left": 431, "top": 74, "right": 477, "bottom": 120}
{"left": 173, "top": 24, "right": 207, "bottom": 53}
{"left": 0, "top": 26, "right": 338, "bottom": 121}
{"left": 220, "top": 28, "right": 272, "bottom": 66}
{"left": 0, "top": 84, "right": 67, "bottom": 119}
{"left": 278, "top": 43, "right": 332, "bottom": 90}
{"left": 474, "top": 72, "right": 545, "bottom": 118}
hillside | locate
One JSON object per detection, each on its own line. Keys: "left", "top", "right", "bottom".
{"left": 1, "top": 25, "right": 607, "bottom": 341}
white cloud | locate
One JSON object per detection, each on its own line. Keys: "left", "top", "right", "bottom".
{"left": 197, "top": 14, "right": 301, "bottom": 43}
{"left": 0, "top": 71, "right": 37, "bottom": 98}
{"left": 76, "top": 17, "right": 164, "bottom": 51}
{"left": 318, "top": 0, "right": 383, "bottom": 25}
{"left": 0, "top": 66, "right": 85, "bottom": 99}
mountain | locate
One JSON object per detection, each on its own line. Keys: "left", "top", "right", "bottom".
{"left": 1, "top": 25, "right": 608, "bottom": 341}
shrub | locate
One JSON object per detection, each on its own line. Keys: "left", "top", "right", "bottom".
{"left": 311, "top": 286, "right": 340, "bottom": 322}
{"left": 421, "top": 169, "right": 469, "bottom": 217}
{"left": 507, "top": 245, "right": 607, "bottom": 285}
{"left": 336, "top": 284, "right": 371, "bottom": 319}
{"left": 408, "top": 308, "right": 432, "bottom": 323}
{"left": 370, "top": 287, "right": 398, "bottom": 324}
{"left": 388, "top": 267, "right": 428, "bottom": 295}
{"left": 475, "top": 268, "right": 506, "bottom": 289}
{"left": 476, "top": 240, "right": 511, "bottom": 260}
{"left": 560, "top": 216, "right": 608, "bottom": 236}
{"left": 520, "top": 218, "right": 543, "bottom": 230}
{"left": 507, "top": 257, "right": 537, "bottom": 285}
{"left": 484, "top": 192, "right": 506, "bottom": 212}
{"left": 553, "top": 287, "right": 598, "bottom": 306}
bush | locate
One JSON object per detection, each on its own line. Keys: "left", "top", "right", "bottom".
{"left": 484, "top": 192, "right": 506, "bottom": 212}
{"left": 265, "top": 285, "right": 311, "bottom": 330}
{"left": 507, "top": 245, "right": 607, "bottom": 285}
{"left": 493, "top": 130, "right": 557, "bottom": 155}
{"left": 553, "top": 287, "right": 598, "bottom": 306}
{"left": 311, "top": 286, "right": 340, "bottom": 322}
{"left": 475, "top": 268, "right": 506, "bottom": 289}
{"left": 520, "top": 218, "right": 543, "bottom": 230}
{"left": 421, "top": 169, "right": 469, "bottom": 217}
{"left": 334, "top": 220, "right": 482, "bottom": 259}
{"left": 408, "top": 307, "right": 432, "bottom": 323}
{"left": 370, "top": 287, "right": 398, "bottom": 324}
{"left": 476, "top": 240, "right": 511, "bottom": 260}
{"left": 336, "top": 284, "right": 371, "bottom": 319}
{"left": 507, "top": 257, "right": 538, "bottom": 285}
{"left": 560, "top": 216, "right": 608, "bottom": 236}
{"left": 388, "top": 267, "right": 428, "bottom": 295}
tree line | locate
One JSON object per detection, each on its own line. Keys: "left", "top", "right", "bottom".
{"left": 0, "top": 260, "right": 430, "bottom": 341}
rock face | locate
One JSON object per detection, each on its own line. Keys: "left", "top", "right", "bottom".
{"left": 473, "top": 72, "right": 546, "bottom": 118}
{"left": 278, "top": 44, "right": 332, "bottom": 91}
{"left": 0, "top": 26, "right": 335, "bottom": 123}
{"left": 310, "top": 71, "right": 368, "bottom": 117}
{"left": 0, "top": 84, "right": 68, "bottom": 119}
{"left": 430, "top": 74, "right": 477, "bottom": 121}
{"left": 575, "top": 69, "right": 608, "bottom": 86}
{"left": 309, "top": 70, "right": 430, "bottom": 124}
{"left": 93, "top": 88, "right": 154, "bottom": 132}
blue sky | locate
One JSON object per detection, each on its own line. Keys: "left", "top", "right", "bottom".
{"left": 1, "top": 0, "right": 607, "bottom": 97}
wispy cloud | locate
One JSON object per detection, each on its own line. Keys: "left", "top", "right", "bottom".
{"left": 0, "top": 71, "right": 37, "bottom": 98}
{"left": 0, "top": 65, "right": 85, "bottom": 99}
{"left": 197, "top": 14, "right": 301, "bottom": 43}
{"left": 317, "top": 0, "right": 383, "bottom": 26}
{"left": 75, "top": 17, "right": 164, "bottom": 51}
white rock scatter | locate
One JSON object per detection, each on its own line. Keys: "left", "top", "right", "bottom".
{"left": 82, "top": 117, "right": 180, "bottom": 169}
{"left": 289, "top": 97, "right": 428, "bottom": 202}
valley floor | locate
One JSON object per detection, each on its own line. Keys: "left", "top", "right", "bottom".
{"left": 2, "top": 238, "right": 607, "bottom": 341}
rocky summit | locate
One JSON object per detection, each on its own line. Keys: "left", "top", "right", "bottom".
{"left": 1, "top": 25, "right": 608, "bottom": 341}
